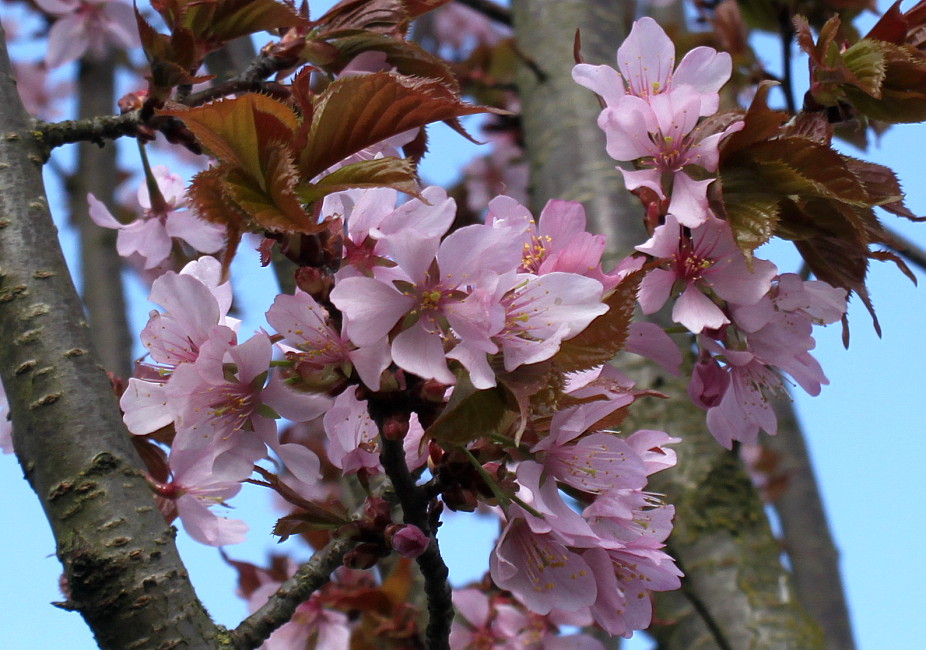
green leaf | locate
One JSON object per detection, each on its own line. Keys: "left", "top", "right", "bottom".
{"left": 842, "top": 39, "right": 887, "bottom": 97}
{"left": 553, "top": 270, "right": 643, "bottom": 373}
{"left": 714, "top": 169, "right": 780, "bottom": 254}
{"left": 425, "top": 373, "right": 519, "bottom": 446}
{"left": 297, "top": 157, "right": 420, "bottom": 205}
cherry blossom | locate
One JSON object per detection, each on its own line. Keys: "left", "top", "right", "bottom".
{"left": 88, "top": 166, "right": 224, "bottom": 270}
{"left": 636, "top": 215, "right": 778, "bottom": 332}
{"left": 157, "top": 446, "right": 248, "bottom": 546}
{"left": 572, "top": 16, "right": 731, "bottom": 115}
{"left": 597, "top": 89, "right": 743, "bottom": 227}
{"left": 35, "top": 0, "right": 139, "bottom": 69}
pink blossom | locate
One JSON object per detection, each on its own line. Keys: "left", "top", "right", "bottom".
{"left": 703, "top": 344, "right": 782, "bottom": 448}
{"left": 322, "top": 387, "right": 382, "bottom": 475}
{"left": 597, "top": 90, "right": 742, "bottom": 227}
{"left": 36, "top": 0, "right": 140, "bottom": 68}
{"left": 623, "top": 321, "right": 683, "bottom": 375}
{"left": 636, "top": 215, "right": 778, "bottom": 332}
{"left": 448, "top": 271, "right": 608, "bottom": 387}
{"left": 487, "top": 196, "right": 622, "bottom": 290}
{"left": 88, "top": 166, "right": 224, "bottom": 270}
{"left": 162, "top": 446, "right": 248, "bottom": 546}
{"left": 266, "top": 290, "right": 390, "bottom": 390}
{"left": 0, "top": 381, "right": 12, "bottom": 455}
{"left": 328, "top": 185, "right": 456, "bottom": 279}
{"left": 331, "top": 224, "right": 522, "bottom": 385}
{"left": 388, "top": 524, "right": 429, "bottom": 558}
{"left": 167, "top": 331, "right": 326, "bottom": 479}
{"left": 11, "top": 61, "right": 70, "bottom": 118}
{"left": 489, "top": 511, "right": 598, "bottom": 616}
{"left": 572, "top": 16, "right": 731, "bottom": 115}
{"left": 450, "top": 588, "right": 605, "bottom": 650}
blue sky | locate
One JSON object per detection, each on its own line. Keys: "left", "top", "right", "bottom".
{"left": 2, "top": 1, "right": 925, "bottom": 648}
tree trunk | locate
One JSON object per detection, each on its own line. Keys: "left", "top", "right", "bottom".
{"left": 0, "top": 28, "right": 223, "bottom": 650}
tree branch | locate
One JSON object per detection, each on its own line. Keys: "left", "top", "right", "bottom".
{"left": 379, "top": 436, "right": 453, "bottom": 650}
{"left": 0, "top": 26, "right": 223, "bottom": 650}
{"left": 67, "top": 55, "right": 132, "bottom": 378}
{"left": 765, "top": 396, "right": 857, "bottom": 650}
{"left": 34, "top": 111, "right": 142, "bottom": 155}
{"left": 456, "top": 0, "right": 512, "bottom": 26}
{"left": 228, "top": 535, "right": 356, "bottom": 650}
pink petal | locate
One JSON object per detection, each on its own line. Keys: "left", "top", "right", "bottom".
{"left": 672, "top": 284, "right": 729, "bottom": 333}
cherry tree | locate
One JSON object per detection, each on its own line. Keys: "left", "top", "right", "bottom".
{"left": 0, "top": 0, "right": 924, "bottom": 648}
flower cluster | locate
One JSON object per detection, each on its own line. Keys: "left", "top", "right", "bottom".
{"left": 489, "top": 395, "right": 682, "bottom": 637}
{"left": 112, "top": 175, "right": 682, "bottom": 637}
{"left": 577, "top": 18, "right": 848, "bottom": 448}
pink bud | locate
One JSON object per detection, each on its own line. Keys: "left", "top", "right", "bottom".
{"left": 388, "top": 524, "right": 429, "bottom": 558}
{"left": 688, "top": 353, "right": 729, "bottom": 409}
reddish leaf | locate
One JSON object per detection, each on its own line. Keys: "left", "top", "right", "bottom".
{"left": 191, "top": 0, "right": 306, "bottom": 46}
{"left": 187, "top": 165, "right": 248, "bottom": 229}
{"left": 843, "top": 156, "right": 923, "bottom": 219}
{"left": 313, "top": 0, "right": 409, "bottom": 35}
{"left": 553, "top": 270, "right": 643, "bottom": 374}
{"left": 160, "top": 94, "right": 298, "bottom": 181}
{"left": 299, "top": 72, "right": 495, "bottom": 180}
{"left": 324, "top": 31, "right": 460, "bottom": 92}
{"left": 224, "top": 143, "right": 320, "bottom": 234}
{"left": 720, "top": 83, "right": 788, "bottom": 157}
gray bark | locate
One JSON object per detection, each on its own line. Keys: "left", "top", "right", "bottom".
{"left": 0, "top": 28, "right": 223, "bottom": 650}
{"left": 69, "top": 56, "right": 133, "bottom": 378}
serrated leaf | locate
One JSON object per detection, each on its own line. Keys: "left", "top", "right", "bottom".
{"left": 843, "top": 42, "right": 926, "bottom": 123}
{"left": 135, "top": 9, "right": 203, "bottom": 91}
{"left": 748, "top": 138, "right": 871, "bottom": 205}
{"left": 188, "top": 165, "right": 248, "bottom": 228}
{"left": 186, "top": 0, "right": 306, "bottom": 47}
{"left": 720, "top": 82, "right": 787, "bottom": 157}
{"left": 553, "top": 270, "right": 643, "bottom": 374}
{"left": 425, "top": 373, "right": 519, "bottom": 446}
{"left": 325, "top": 31, "right": 460, "bottom": 92}
{"left": 299, "top": 72, "right": 496, "bottom": 179}
{"left": 794, "top": 234, "right": 881, "bottom": 335}
{"left": 314, "top": 0, "right": 408, "bottom": 34}
{"left": 843, "top": 156, "right": 922, "bottom": 219}
{"left": 842, "top": 39, "right": 887, "bottom": 97}
{"left": 298, "top": 156, "right": 420, "bottom": 204}
{"left": 161, "top": 94, "right": 298, "bottom": 181}
{"left": 224, "top": 143, "right": 321, "bottom": 233}
{"left": 716, "top": 182, "right": 780, "bottom": 254}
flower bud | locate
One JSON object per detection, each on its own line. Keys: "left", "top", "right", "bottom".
{"left": 386, "top": 524, "right": 429, "bottom": 558}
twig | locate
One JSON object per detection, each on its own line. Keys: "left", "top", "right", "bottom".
{"left": 883, "top": 225, "right": 926, "bottom": 274}
{"left": 229, "top": 535, "right": 356, "bottom": 650}
{"left": 33, "top": 111, "right": 142, "bottom": 156}
{"left": 380, "top": 435, "right": 453, "bottom": 650}
{"left": 779, "top": 8, "right": 796, "bottom": 114}
{"left": 456, "top": 0, "right": 512, "bottom": 27}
